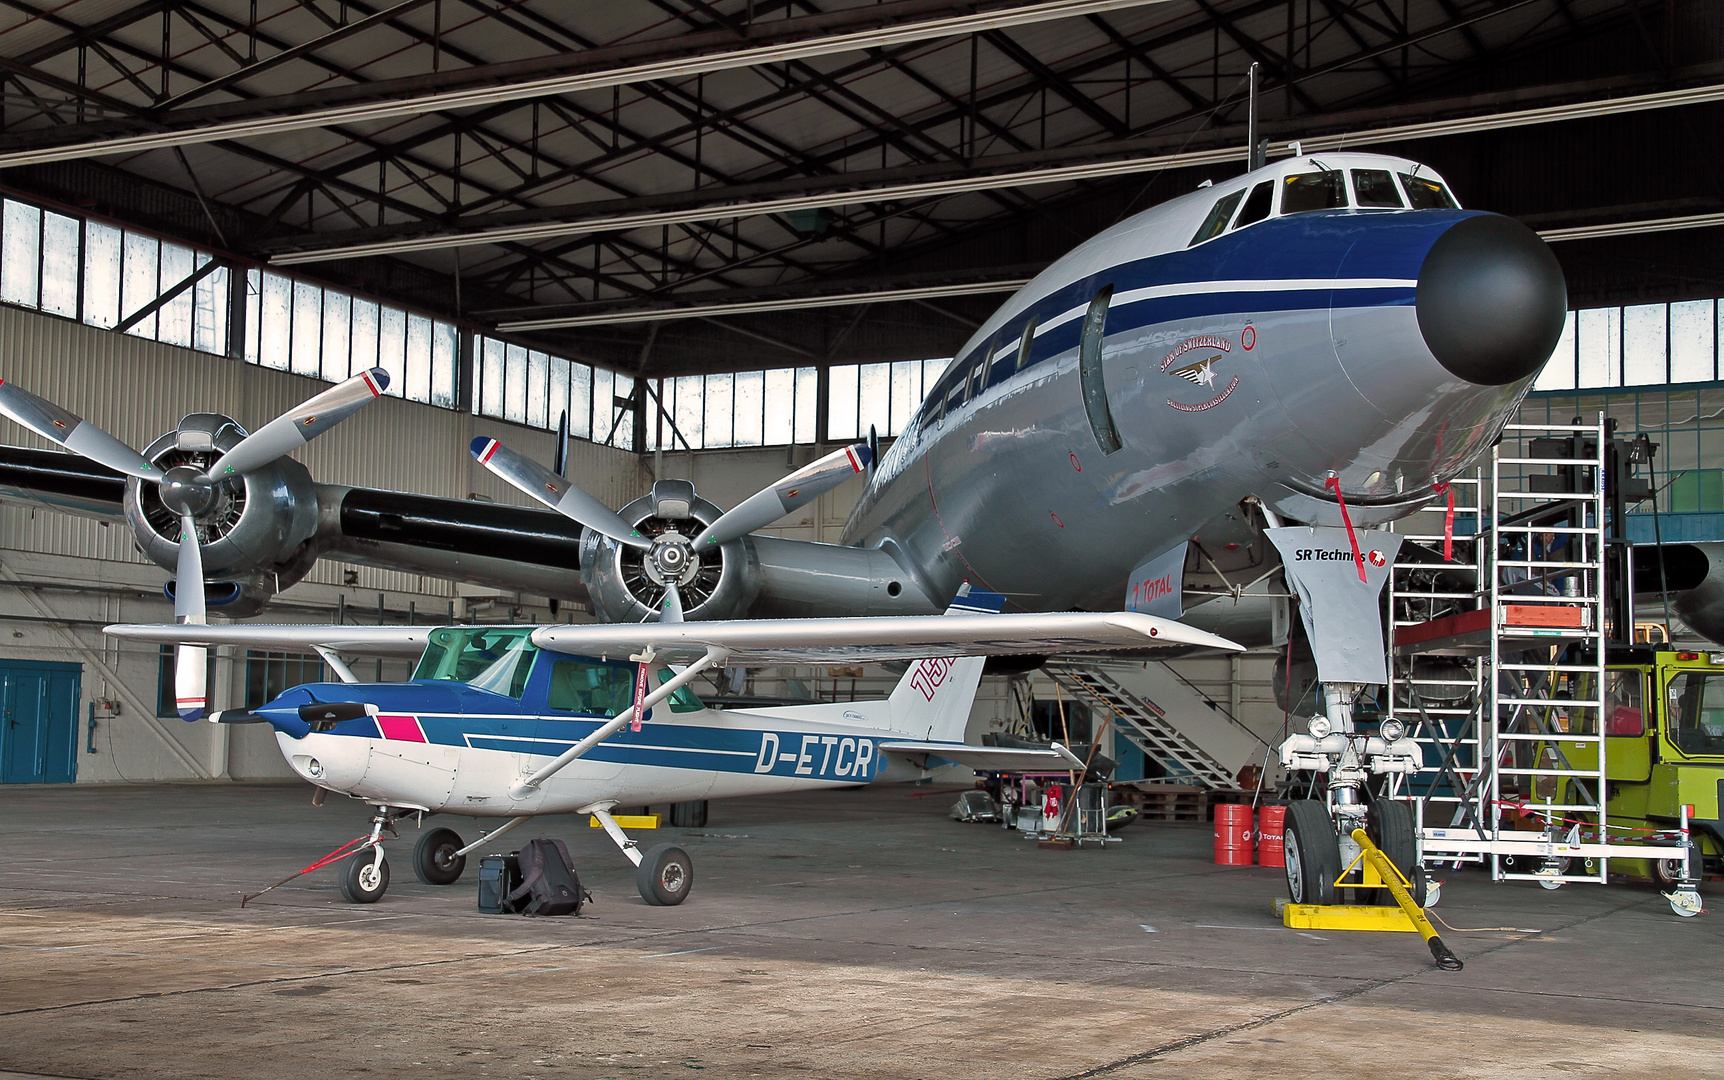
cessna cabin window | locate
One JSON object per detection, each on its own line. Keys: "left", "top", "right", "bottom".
{"left": 413, "top": 626, "right": 539, "bottom": 699}
{"left": 1189, "top": 190, "right": 1245, "bottom": 246}
{"left": 1231, "top": 181, "right": 1274, "bottom": 230}
{"left": 1280, "top": 170, "right": 1347, "bottom": 214}
{"left": 657, "top": 669, "right": 705, "bottom": 713}
{"left": 547, "top": 660, "right": 634, "bottom": 716}
{"left": 1399, "top": 172, "right": 1458, "bottom": 210}
{"left": 1351, "top": 169, "right": 1404, "bottom": 208}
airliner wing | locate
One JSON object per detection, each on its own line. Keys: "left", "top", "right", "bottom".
{"left": 102, "top": 623, "right": 431, "bottom": 658}
{"left": 529, "top": 610, "right": 1243, "bottom": 665}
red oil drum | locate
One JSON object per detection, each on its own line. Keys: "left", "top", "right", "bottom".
{"left": 1255, "top": 805, "right": 1287, "bottom": 867}
{"left": 1213, "top": 803, "right": 1255, "bottom": 866}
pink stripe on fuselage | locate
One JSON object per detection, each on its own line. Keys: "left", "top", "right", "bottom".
{"left": 376, "top": 714, "right": 426, "bottom": 742}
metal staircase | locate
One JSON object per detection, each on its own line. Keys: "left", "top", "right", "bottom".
{"left": 1043, "top": 660, "right": 1239, "bottom": 788}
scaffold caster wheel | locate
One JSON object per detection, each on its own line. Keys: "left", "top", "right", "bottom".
{"left": 1534, "top": 857, "right": 1570, "bottom": 890}
{"left": 1666, "top": 886, "right": 1703, "bottom": 918}
{"left": 1425, "top": 878, "right": 1442, "bottom": 908}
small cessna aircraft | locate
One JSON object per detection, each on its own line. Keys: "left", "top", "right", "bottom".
{"left": 107, "top": 585, "right": 1240, "bottom": 906}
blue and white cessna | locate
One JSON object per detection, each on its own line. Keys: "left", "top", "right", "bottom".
{"left": 106, "top": 587, "right": 1239, "bottom": 905}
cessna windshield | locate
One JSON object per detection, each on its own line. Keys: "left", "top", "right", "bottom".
{"left": 413, "top": 626, "right": 538, "bottom": 698}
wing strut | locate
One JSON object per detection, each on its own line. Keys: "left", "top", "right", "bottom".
{"left": 507, "top": 645, "right": 727, "bottom": 799}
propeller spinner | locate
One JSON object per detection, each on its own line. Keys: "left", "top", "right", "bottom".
{"left": 0, "top": 368, "right": 391, "bottom": 719}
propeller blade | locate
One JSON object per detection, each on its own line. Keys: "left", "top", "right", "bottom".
{"left": 659, "top": 579, "right": 684, "bottom": 623}
{"left": 0, "top": 379, "right": 159, "bottom": 480}
{"left": 470, "top": 437, "right": 651, "bottom": 550}
{"left": 690, "top": 442, "right": 872, "bottom": 549}
{"left": 208, "top": 367, "right": 389, "bottom": 478}
{"left": 173, "top": 513, "right": 207, "bottom": 721}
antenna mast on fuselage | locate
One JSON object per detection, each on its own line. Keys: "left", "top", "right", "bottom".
{"left": 1246, "top": 62, "right": 1266, "bottom": 172}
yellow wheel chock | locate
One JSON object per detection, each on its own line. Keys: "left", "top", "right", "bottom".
{"left": 1280, "top": 828, "right": 1463, "bottom": 970}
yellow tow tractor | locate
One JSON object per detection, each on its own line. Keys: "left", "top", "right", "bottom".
{"left": 1529, "top": 644, "right": 1721, "bottom": 892}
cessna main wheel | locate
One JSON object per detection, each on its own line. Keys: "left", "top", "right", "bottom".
{"left": 637, "top": 843, "right": 694, "bottom": 906}
{"left": 412, "top": 827, "right": 467, "bottom": 886}
{"left": 339, "top": 851, "right": 390, "bottom": 904}
{"left": 1284, "top": 800, "right": 1341, "bottom": 906}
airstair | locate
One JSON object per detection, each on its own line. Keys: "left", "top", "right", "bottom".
{"left": 1388, "top": 418, "right": 1651, "bottom": 884}
{"left": 1043, "top": 660, "right": 1250, "bottom": 788}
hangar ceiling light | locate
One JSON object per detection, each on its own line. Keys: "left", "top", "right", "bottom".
{"left": 1538, "top": 211, "right": 1724, "bottom": 243}
{"left": 0, "top": 0, "right": 1171, "bottom": 171}
{"left": 497, "top": 280, "right": 1034, "bottom": 331}
{"left": 272, "top": 80, "right": 1724, "bottom": 265}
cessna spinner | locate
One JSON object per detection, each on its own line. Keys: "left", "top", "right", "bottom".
{"left": 106, "top": 588, "right": 1241, "bottom": 905}
{"left": 3, "top": 150, "right": 1583, "bottom": 643}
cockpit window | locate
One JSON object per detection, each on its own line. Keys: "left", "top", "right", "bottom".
{"left": 1399, "top": 172, "right": 1458, "bottom": 210}
{"left": 1232, "top": 181, "right": 1274, "bottom": 230}
{"left": 1189, "top": 190, "right": 1244, "bottom": 246}
{"left": 414, "top": 626, "right": 538, "bottom": 699}
{"left": 1351, "top": 169, "right": 1403, "bottom": 208}
{"left": 1281, "top": 171, "right": 1347, "bottom": 214}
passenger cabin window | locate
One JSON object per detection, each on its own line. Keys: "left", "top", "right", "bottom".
{"left": 1232, "top": 181, "right": 1274, "bottom": 229}
{"left": 413, "top": 626, "right": 538, "bottom": 699}
{"left": 1399, "top": 172, "right": 1458, "bottom": 209}
{"left": 1077, "top": 285, "right": 1122, "bottom": 455}
{"left": 1189, "top": 190, "right": 1245, "bottom": 246}
{"left": 1351, "top": 169, "right": 1403, "bottom": 208}
{"left": 1015, "top": 317, "right": 1038, "bottom": 371}
{"left": 968, "top": 345, "right": 991, "bottom": 399}
{"left": 657, "top": 669, "right": 704, "bottom": 713}
{"left": 1281, "top": 171, "right": 1347, "bottom": 214}
{"left": 547, "top": 660, "right": 634, "bottom": 716}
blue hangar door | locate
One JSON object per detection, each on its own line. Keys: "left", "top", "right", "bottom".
{"left": 0, "top": 661, "right": 81, "bottom": 784}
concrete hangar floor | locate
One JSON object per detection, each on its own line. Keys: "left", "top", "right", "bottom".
{"left": 0, "top": 784, "right": 1719, "bottom": 1080}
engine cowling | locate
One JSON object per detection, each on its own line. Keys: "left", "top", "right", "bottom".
{"left": 123, "top": 413, "right": 321, "bottom": 616}
{"left": 581, "top": 480, "right": 762, "bottom": 622}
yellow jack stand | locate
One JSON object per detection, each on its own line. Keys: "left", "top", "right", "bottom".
{"left": 1279, "top": 828, "right": 1463, "bottom": 970}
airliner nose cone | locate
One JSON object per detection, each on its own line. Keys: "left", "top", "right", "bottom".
{"left": 1416, "top": 214, "right": 1566, "bottom": 386}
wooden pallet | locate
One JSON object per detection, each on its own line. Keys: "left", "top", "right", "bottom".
{"left": 1122, "top": 784, "right": 1209, "bottom": 821}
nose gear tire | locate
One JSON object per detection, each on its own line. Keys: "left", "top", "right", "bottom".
{"left": 339, "top": 851, "right": 390, "bottom": 904}
{"left": 637, "top": 843, "right": 694, "bottom": 906}
{"left": 1366, "top": 798, "right": 1427, "bottom": 907}
{"left": 1284, "top": 800, "right": 1341, "bottom": 906}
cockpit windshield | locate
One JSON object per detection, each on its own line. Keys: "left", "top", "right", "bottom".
{"left": 413, "top": 626, "right": 539, "bottom": 699}
{"left": 1280, "top": 170, "right": 1347, "bottom": 214}
{"left": 1399, "top": 172, "right": 1458, "bottom": 210}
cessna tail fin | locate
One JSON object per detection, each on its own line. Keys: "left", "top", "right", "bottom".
{"left": 885, "top": 585, "right": 1000, "bottom": 742}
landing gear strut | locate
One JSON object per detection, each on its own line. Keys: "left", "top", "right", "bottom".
{"left": 589, "top": 806, "right": 695, "bottom": 906}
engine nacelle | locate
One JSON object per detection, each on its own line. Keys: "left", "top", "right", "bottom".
{"left": 123, "top": 414, "right": 321, "bottom": 616}
{"left": 581, "top": 481, "right": 762, "bottom": 622}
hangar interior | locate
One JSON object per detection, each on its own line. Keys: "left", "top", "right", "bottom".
{"left": 2, "top": 1, "right": 1724, "bottom": 1074}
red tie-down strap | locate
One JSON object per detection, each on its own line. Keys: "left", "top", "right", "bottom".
{"left": 1325, "top": 475, "right": 1366, "bottom": 582}
{"left": 1433, "top": 482, "right": 1456, "bottom": 561}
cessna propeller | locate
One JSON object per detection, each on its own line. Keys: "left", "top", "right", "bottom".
{"left": 0, "top": 368, "right": 391, "bottom": 720}
{"left": 472, "top": 436, "right": 871, "bottom": 622}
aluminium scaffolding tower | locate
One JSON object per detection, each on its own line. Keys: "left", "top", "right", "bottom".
{"left": 1389, "top": 418, "right": 1683, "bottom": 885}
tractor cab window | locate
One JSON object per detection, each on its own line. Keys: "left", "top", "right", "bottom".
{"left": 1399, "top": 172, "right": 1458, "bottom": 210}
{"left": 1606, "top": 669, "right": 1645, "bottom": 736}
{"left": 547, "top": 660, "right": 634, "bottom": 716}
{"left": 1665, "top": 671, "right": 1724, "bottom": 755}
{"left": 1280, "top": 170, "right": 1347, "bottom": 214}
{"left": 414, "top": 626, "right": 538, "bottom": 699}
{"left": 658, "top": 669, "right": 705, "bottom": 713}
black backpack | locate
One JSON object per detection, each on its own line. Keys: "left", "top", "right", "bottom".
{"left": 505, "top": 837, "right": 590, "bottom": 917}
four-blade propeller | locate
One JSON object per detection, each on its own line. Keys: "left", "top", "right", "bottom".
{"left": 0, "top": 368, "right": 392, "bottom": 720}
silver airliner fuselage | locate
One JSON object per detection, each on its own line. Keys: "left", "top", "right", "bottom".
{"left": 841, "top": 151, "right": 1562, "bottom": 618}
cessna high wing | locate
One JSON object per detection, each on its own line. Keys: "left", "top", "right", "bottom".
{"left": 1, "top": 151, "right": 1590, "bottom": 641}
{"left": 105, "top": 587, "right": 1243, "bottom": 906}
